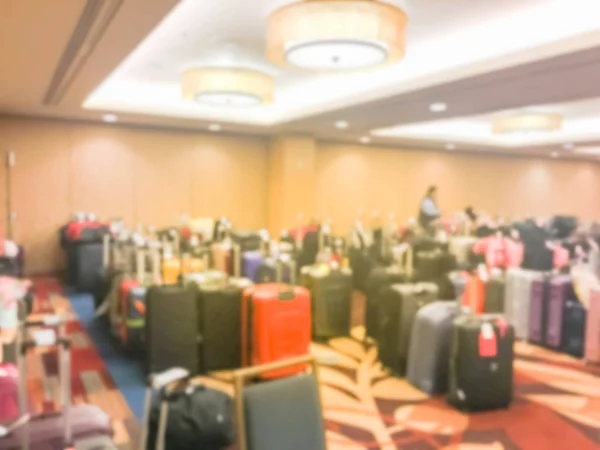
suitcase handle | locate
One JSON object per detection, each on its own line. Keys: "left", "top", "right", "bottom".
{"left": 275, "top": 257, "right": 297, "bottom": 300}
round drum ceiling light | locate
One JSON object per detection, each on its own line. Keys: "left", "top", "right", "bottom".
{"left": 492, "top": 114, "right": 562, "bottom": 134}
{"left": 267, "top": 0, "right": 408, "bottom": 71}
{"left": 181, "top": 67, "right": 275, "bottom": 107}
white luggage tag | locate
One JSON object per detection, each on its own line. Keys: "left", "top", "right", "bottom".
{"left": 150, "top": 367, "right": 190, "bottom": 390}
{"left": 32, "top": 328, "right": 58, "bottom": 347}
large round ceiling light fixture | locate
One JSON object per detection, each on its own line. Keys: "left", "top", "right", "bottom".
{"left": 492, "top": 114, "right": 562, "bottom": 134}
{"left": 181, "top": 67, "right": 275, "bottom": 107}
{"left": 267, "top": 0, "right": 408, "bottom": 71}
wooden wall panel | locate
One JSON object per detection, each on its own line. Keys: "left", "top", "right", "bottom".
{"left": 316, "top": 143, "right": 600, "bottom": 233}
{"left": 0, "top": 118, "right": 268, "bottom": 274}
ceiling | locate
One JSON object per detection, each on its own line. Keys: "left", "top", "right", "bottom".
{"left": 2, "top": 0, "right": 600, "bottom": 161}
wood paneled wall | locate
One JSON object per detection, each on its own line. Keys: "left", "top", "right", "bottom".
{"left": 0, "top": 117, "right": 599, "bottom": 274}
{"left": 316, "top": 143, "right": 600, "bottom": 233}
{"left": 0, "top": 118, "right": 268, "bottom": 274}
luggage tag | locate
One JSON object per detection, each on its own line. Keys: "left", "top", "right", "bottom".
{"left": 478, "top": 322, "right": 497, "bottom": 358}
{"left": 496, "top": 317, "right": 508, "bottom": 338}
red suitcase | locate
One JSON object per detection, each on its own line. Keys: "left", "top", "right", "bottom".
{"left": 241, "top": 261, "right": 310, "bottom": 379}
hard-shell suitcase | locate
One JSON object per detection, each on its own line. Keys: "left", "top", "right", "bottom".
{"left": 364, "top": 266, "right": 407, "bottom": 340}
{"left": 0, "top": 323, "right": 114, "bottom": 450}
{"left": 302, "top": 265, "right": 353, "bottom": 339}
{"left": 504, "top": 269, "right": 543, "bottom": 340}
{"left": 484, "top": 276, "right": 505, "bottom": 314}
{"left": 529, "top": 276, "right": 551, "bottom": 345}
{"left": 585, "top": 289, "right": 600, "bottom": 363}
{"left": 145, "top": 284, "right": 200, "bottom": 375}
{"left": 546, "top": 275, "right": 575, "bottom": 350}
{"left": 0, "top": 363, "right": 18, "bottom": 423}
{"left": 562, "top": 300, "right": 586, "bottom": 357}
{"left": 462, "top": 273, "right": 485, "bottom": 315}
{"left": 197, "top": 277, "right": 253, "bottom": 373}
{"left": 447, "top": 316, "right": 514, "bottom": 412}
{"left": 377, "top": 283, "right": 438, "bottom": 375}
{"left": 407, "top": 302, "right": 459, "bottom": 394}
{"left": 242, "top": 251, "right": 265, "bottom": 283}
{"left": 73, "top": 242, "right": 103, "bottom": 292}
{"left": 241, "top": 262, "right": 310, "bottom": 379}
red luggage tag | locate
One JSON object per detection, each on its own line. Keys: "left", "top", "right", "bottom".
{"left": 478, "top": 322, "right": 497, "bottom": 358}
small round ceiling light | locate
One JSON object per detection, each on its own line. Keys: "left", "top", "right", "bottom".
{"left": 563, "top": 143, "right": 574, "bottom": 150}
{"left": 182, "top": 67, "right": 275, "bottom": 107}
{"left": 551, "top": 151, "right": 559, "bottom": 158}
{"left": 335, "top": 120, "right": 349, "bottom": 129}
{"left": 360, "top": 136, "right": 371, "bottom": 144}
{"left": 102, "top": 113, "right": 118, "bottom": 123}
{"left": 208, "top": 124, "right": 222, "bottom": 132}
{"left": 492, "top": 114, "right": 562, "bottom": 134}
{"left": 430, "top": 102, "right": 448, "bottom": 113}
{"left": 267, "top": 0, "right": 408, "bottom": 71}
{"left": 445, "top": 143, "right": 456, "bottom": 150}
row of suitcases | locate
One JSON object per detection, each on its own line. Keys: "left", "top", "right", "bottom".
{"left": 372, "top": 278, "right": 514, "bottom": 412}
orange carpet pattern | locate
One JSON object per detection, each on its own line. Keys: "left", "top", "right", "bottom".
{"left": 24, "top": 281, "right": 600, "bottom": 449}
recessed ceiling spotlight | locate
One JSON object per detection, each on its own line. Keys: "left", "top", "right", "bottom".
{"left": 208, "top": 124, "right": 221, "bottom": 132}
{"left": 563, "top": 143, "right": 574, "bottom": 150}
{"left": 445, "top": 143, "right": 456, "bottom": 150}
{"left": 335, "top": 121, "right": 349, "bottom": 129}
{"left": 551, "top": 151, "right": 559, "bottom": 158}
{"left": 429, "top": 102, "right": 448, "bottom": 113}
{"left": 102, "top": 114, "right": 118, "bottom": 123}
{"left": 359, "top": 136, "right": 371, "bottom": 144}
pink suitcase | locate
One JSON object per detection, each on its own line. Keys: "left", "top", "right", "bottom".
{"left": 0, "top": 364, "right": 18, "bottom": 423}
{"left": 585, "top": 289, "right": 600, "bottom": 363}
{"left": 0, "top": 321, "right": 114, "bottom": 450}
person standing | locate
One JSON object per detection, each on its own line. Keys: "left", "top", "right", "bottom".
{"left": 418, "top": 185, "right": 441, "bottom": 234}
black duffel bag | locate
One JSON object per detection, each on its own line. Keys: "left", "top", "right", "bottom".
{"left": 147, "top": 384, "right": 235, "bottom": 450}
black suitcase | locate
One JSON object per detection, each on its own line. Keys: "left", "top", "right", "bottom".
{"left": 73, "top": 241, "right": 104, "bottom": 292}
{"left": 484, "top": 277, "right": 506, "bottom": 313}
{"left": 303, "top": 266, "right": 353, "bottom": 339}
{"left": 348, "top": 247, "right": 374, "bottom": 293}
{"left": 146, "top": 283, "right": 200, "bottom": 375}
{"left": 364, "top": 266, "right": 407, "bottom": 340}
{"left": 561, "top": 300, "right": 586, "bottom": 358}
{"left": 377, "top": 283, "right": 438, "bottom": 375}
{"left": 448, "top": 315, "right": 514, "bottom": 411}
{"left": 197, "top": 278, "right": 252, "bottom": 372}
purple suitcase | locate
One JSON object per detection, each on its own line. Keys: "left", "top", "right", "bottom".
{"left": 546, "top": 275, "right": 574, "bottom": 350}
{"left": 0, "top": 322, "right": 113, "bottom": 450}
{"left": 242, "top": 251, "right": 265, "bottom": 283}
{"left": 0, "top": 364, "right": 18, "bottom": 423}
{"left": 529, "top": 277, "right": 550, "bottom": 345}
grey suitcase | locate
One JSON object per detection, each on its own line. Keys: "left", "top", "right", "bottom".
{"left": 377, "top": 283, "right": 438, "bottom": 375}
{"left": 407, "top": 301, "right": 461, "bottom": 394}
{"left": 504, "top": 269, "right": 543, "bottom": 340}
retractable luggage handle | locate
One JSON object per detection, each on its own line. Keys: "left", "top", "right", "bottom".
{"left": 14, "top": 318, "right": 72, "bottom": 450}
{"left": 139, "top": 368, "right": 191, "bottom": 450}
{"left": 275, "top": 256, "right": 297, "bottom": 300}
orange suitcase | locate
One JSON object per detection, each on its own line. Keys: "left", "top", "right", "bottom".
{"left": 462, "top": 271, "right": 486, "bottom": 315}
{"left": 241, "top": 282, "right": 311, "bottom": 378}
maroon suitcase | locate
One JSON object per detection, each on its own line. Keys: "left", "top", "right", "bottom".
{"left": 546, "top": 275, "right": 574, "bottom": 350}
{"left": 0, "top": 322, "right": 114, "bottom": 450}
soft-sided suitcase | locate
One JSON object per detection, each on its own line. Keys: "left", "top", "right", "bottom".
{"left": 562, "top": 300, "right": 586, "bottom": 358}
{"left": 407, "top": 302, "right": 459, "bottom": 394}
{"left": 377, "top": 283, "right": 438, "bottom": 375}
{"left": 585, "top": 289, "right": 600, "bottom": 363}
{"left": 447, "top": 316, "right": 514, "bottom": 412}
{"left": 484, "top": 276, "right": 505, "bottom": 314}
{"left": 529, "top": 276, "right": 551, "bottom": 345}
{"left": 241, "top": 263, "right": 311, "bottom": 379}
{"left": 546, "top": 275, "right": 576, "bottom": 350}
{"left": 364, "top": 266, "right": 408, "bottom": 340}
{"left": 197, "top": 277, "right": 253, "bottom": 373}
{"left": 462, "top": 272, "right": 485, "bottom": 315}
{"left": 504, "top": 269, "right": 543, "bottom": 340}
{"left": 302, "top": 265, "right": 353, "bottom": 339}
{"left": 0, "top": 323, "right": 114, "bottom": 449}
{"left": 145, "top": 283, "right": 200, "bottom": 375}
{"left": 73, "top": 241, "right": 103, "bottom": 292}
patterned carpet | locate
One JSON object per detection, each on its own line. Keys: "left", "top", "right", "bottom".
{"left": 24, "top": 280, "right": 600, "bottom": 449}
